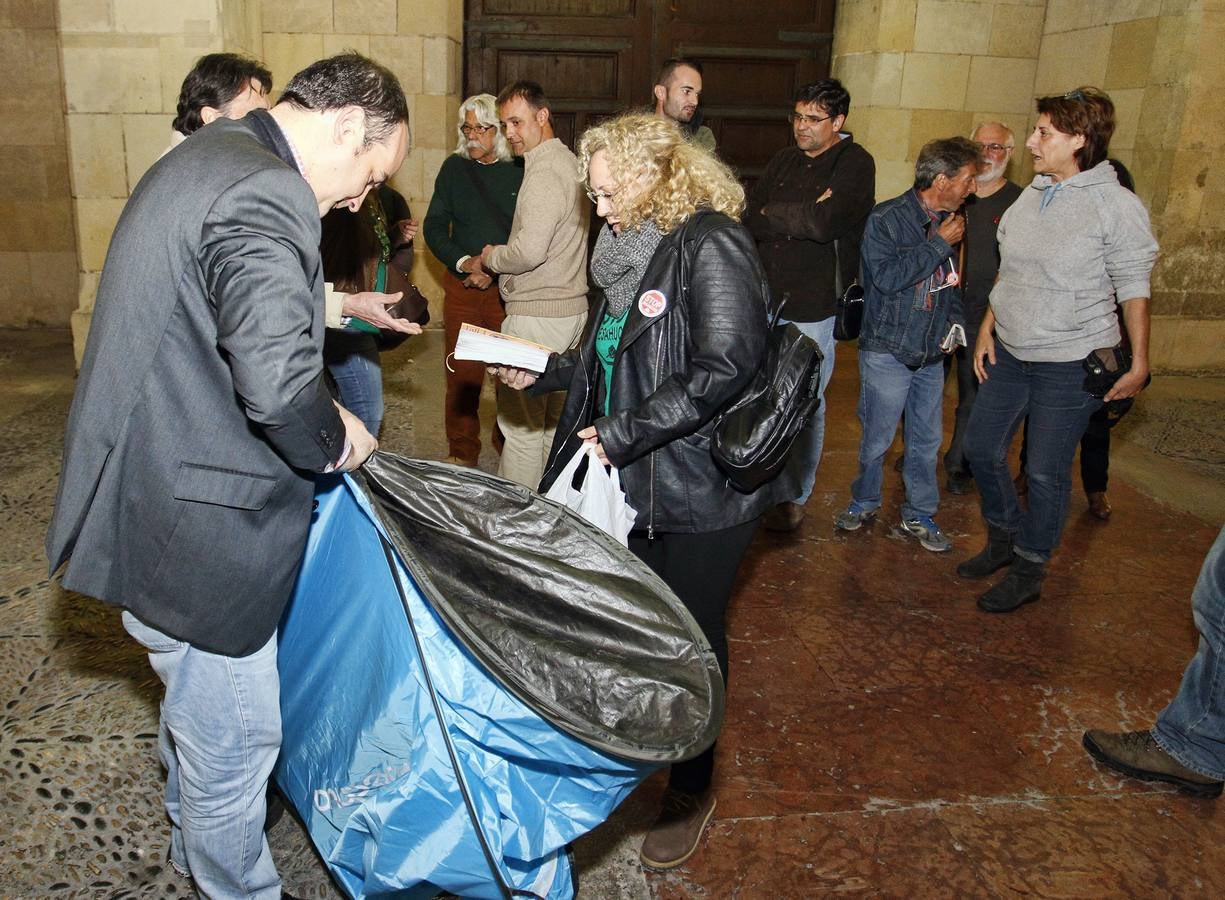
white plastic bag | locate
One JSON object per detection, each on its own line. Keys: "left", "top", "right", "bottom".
{"left": 544, "top": 445, "right": 638, "bottom": 546}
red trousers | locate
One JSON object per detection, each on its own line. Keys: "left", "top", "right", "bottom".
{"left": 443, "top": 274, "right": 505, "bottom": 463}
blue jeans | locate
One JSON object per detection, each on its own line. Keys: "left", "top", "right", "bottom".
{"left": 324, "top": 332, "right": 383, "bottom": 435}
{"left": 123, "top": 611, "right": 282, "bottom": 898}
{"left": 964, "top": 344, "right": 1099, "bottom": 562}
{"left": 782, "top": 316, "right": 837, "bottom": 504}
{"left": 1154, "top": 526, "right": 1225, "bottom": 780}
{"left": 850, "top": 350, "right": 945, "bottom": 521}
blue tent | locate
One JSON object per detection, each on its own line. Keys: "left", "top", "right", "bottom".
{"left": 275, "top": 454, "right": 724, "bottom": 898}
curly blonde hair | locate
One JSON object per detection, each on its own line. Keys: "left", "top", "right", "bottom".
{"left": 576, "top": 112, "right": 744, "bottom": 234}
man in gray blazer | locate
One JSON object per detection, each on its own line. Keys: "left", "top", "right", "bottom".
{"left": 46, "top": 53, "right": 409, "bottom": 898}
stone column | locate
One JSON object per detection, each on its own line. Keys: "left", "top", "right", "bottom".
{"left": 0, "top": 1, "right": 78, "bottom": 329}
{"left": 831, "top": 0, "right": 1044, "bottom": 198}
{"left": 59, "top": 0, "right": 260, "bottom": 363}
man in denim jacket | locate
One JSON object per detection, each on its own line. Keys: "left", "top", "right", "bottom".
{"left": 833, "top": 137, "right": 980, "bottom": 552}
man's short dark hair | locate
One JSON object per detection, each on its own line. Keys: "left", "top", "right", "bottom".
{"left": 172, "top": 53, "right": 272, "bottom": 136}
{"left": 656, "top": 57, "right": 703, "bottom": 87}
{"left": 794, "top": 79, "right": 850, "bottom": 120}
{"left": 279, "top": 52, "right": 408, "bottom": 147}
{"left": 496, "top": 80, "right": 549, "bottom": 113}
{"left": 914, "top": 137, "right": 982, "bottom": 189}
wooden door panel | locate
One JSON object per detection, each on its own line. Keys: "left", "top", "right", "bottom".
{"left": 465, "top": 0, "right": 834, "bottom": 177}
{"left": 483, "top": 0, "right": 637, "bottom": 16}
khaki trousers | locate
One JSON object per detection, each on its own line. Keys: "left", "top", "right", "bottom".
{"left": 496, "top": 311, "right": 588, "bottom": 489}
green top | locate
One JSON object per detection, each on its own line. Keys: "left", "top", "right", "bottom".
{"left": 594, "top": 308, "right": 629, "bottom": 415}
{"left": 423, "top": 154, "right": 523, "bottom": 274}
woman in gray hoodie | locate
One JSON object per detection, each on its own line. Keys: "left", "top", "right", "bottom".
{"left": 959, "top": 87, "right": 1158, "bottom": 613}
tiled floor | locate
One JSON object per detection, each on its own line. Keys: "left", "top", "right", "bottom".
{"left": 2, "top": 327, "right": 1223, "bottom": 898}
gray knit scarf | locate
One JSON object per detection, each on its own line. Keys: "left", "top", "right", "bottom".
{"left": 589, "top": 220, "right": 664, "bottom": 317}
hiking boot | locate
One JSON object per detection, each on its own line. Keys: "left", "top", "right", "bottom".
{"left": 640, "top": 787, "right": 717, "bottom": 870}
{"left": 764, "top": 501, "right": 805, "bottom": 533}
{"left": 1087, "top": 491, "right": 1112, "bottom": 521}
{"left": 899, "top": 516, "right": 952, "bottom": 552}
{"left": 957, "top": 524, "right": 1015, "bottom": 579}
{"left": 1083, "top": 729, "right": 1223, "bottom": 798}
{"left": 945, "top": 471, "right": 974, "bottom": 494}
{"left": 977, "top": 555, "right": 1045, "bottom": 612}
{"left": 834, "top": 502, "right": 877, "bottom": 532}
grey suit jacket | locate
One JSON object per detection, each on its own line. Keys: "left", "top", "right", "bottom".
{"left": 46, "top": 112, "right": 346, "bottom": 656}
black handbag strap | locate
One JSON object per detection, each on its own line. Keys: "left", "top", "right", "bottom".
{"left": 463, "top": 160, "right": 514, "bottom": 235}
{"left": 826, "top": 140, "right": 860, "bottom": 301}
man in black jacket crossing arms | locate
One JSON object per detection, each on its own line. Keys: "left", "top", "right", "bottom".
{"left": 745, "top": 79, "right": 875, "bottom": 532}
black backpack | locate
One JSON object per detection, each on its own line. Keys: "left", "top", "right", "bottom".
{"left": 673, "top": 215, "right": 824, "bottom": 493}
{"left": 710, "top": 295, "right": 823, "bottom": 492}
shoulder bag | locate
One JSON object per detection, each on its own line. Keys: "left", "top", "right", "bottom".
{"left": 678, "top": 211, "right": 822, "bottom": 491}
{"left": 831, "top": 237, "right": 864, "bottom": 341}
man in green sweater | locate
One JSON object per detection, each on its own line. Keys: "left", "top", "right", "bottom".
{"left": 423, "top": 93, "right": 524, "bottom": 467}
{"left": 481, "top": 81, "right": 590, "bottom": 489}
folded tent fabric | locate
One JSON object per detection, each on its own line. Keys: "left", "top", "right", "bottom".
{"left": 275, "top": 452, "right": 725, "bottom": 897}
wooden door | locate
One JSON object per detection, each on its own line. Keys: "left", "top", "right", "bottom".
{"left": 464, "top": 0, "right": 834, "bottom": 181}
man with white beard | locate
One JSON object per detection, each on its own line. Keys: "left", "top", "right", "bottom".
{"left": 423, "top": 94, "right": 524, "bottom": 466}
{"left": 943, "top": 121, "right": 1023, "bottom": 494}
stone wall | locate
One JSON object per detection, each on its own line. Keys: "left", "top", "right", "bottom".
{"left": 52, "top": 0, "right": 461, "bottom": 361}
{"left": 257, "top": 0, "right": 464, "bottom": 314}
{"left": 58, "top": 0, "right": 259, "bottom": 359}
{"left": 1033, "top": 0, "right": 1225, "bottom": 371}
{"left": 832, "top": 0, "right": 1224, "bottom": 373}
{"left": 832, "top": 0, "right": 1045, "bottom": 198}
{"left": 0, "top": 1, "right": 78, "bottom": 328}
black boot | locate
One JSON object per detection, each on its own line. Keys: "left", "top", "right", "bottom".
{"left": 977, "top": 555, "right": 1045, "bottom": 613}
{"left": 956, "top": 525, "right": 1015, "bottom": 579}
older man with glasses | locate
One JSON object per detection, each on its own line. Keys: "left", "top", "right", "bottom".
{"left": 943, "top": 122, "right": 1024, "bottom": 494}
{"left": 423, "top": 93, "right": 524, "bottom": 467}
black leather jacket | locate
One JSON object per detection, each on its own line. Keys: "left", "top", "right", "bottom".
{"left": 536, "top": 211, "right": 792, "bottom": 534}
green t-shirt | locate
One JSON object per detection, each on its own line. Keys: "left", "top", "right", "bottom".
{"left": 594, "top": 308, "right": 629, "bottom": 415}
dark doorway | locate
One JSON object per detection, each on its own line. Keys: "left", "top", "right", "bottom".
{"left": 463, "top": 0, "right": 835, "bottom": 182}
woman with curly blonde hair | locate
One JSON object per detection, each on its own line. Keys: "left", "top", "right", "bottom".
{"left": 494, "top": 110, "right": 790, "bottom": 870}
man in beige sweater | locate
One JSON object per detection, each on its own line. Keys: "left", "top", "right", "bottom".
{"left": 481, "top": 81, "right": 589, "bottom": 488}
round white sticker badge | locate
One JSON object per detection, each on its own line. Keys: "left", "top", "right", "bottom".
{"left": 637, "top": 289, "right": 667, "bottom": 318}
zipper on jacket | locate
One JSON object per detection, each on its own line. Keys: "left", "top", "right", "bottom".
{"left": 647, "top": 326, "right": 665, "bottom": 541}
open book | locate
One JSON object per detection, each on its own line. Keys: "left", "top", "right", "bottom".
{"left": 452, "top": 323, "right": 553, "bottom": 373}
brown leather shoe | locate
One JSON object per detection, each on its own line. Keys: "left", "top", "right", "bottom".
{"left": 640, "top": 788, "right": 717, "bottom": 869}
{"left": 763, "top": 502, "right": 805, "bottom": 533}
{"left": 442, "top": 455, "right": 478, "bottom": 467}
{"left": 1087, "top": 491, "right": 1112, "bottom": 520}
{"left": 1083, "top": 729, "right": 1223, "bottom": 797}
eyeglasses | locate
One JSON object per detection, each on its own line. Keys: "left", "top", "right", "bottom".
{"left": 788, "top": 112, "right": 833, "bottom": 126}
{"left": 585, "top": 186, "right": 622, "bottom": 204}
{"left": 460, "top": 123, "right": 496, "bottom": 136}
{"left": 1063, "top": 89, "right": 1087, "bottom": 102}
{"left": 980, "top": 143, "right": 1013, "bottom": 154}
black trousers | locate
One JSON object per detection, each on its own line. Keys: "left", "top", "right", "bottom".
{"left": 629, "top": 516, "right": 760, "bottom": 795}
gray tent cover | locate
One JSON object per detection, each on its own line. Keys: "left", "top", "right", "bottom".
{"left": 354, "top": 451, "right": 724, "bottom": 763}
